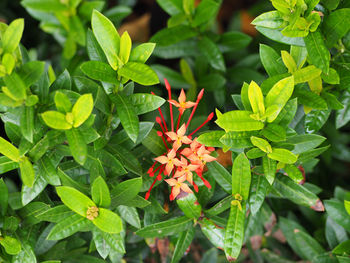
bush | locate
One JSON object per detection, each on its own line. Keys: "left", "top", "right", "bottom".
{"left": 0, "top": 0, "right": 349, "bottom": 262}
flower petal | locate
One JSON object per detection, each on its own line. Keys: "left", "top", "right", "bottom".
{"left": 166, "top": 162, "right": 174, "bottom": 175}
{"left": 177, "top": 124, "right": 187, "bottom": 137}
{"left": 165, "top": 178, "right": 177, "bottom": 186}
{"left": 184, "top": 101, "right": 196, "bottom": 108}
{"left": 181, "top": 136, "right": 192, "bottom": 144}
{"left": 168, "top": 100, "right": 180, "bottom": 107}
{"left": 154, "top": 156, "right": 168, "bottom": 164}
{"left": 166, "top": 132, "right": 178, "bottom": 141}
{"left": 180, "top": 183, "right": 193, "bottom": 194}
{"left": 172, "top": 186, "right": 181, "bottom": 199}
{"left": 178, "top": 89, "right": 186, "bottom": 103}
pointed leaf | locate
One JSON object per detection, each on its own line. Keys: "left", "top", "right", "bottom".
{"left": 92, "top": 208, "right": 123, "bottom": 233}
{"left": 118, "top": 62, "right": 159, "bottom": 86}
{"left": 91, "top": 176, "right": 111, "bottom": 208}
{"left": 72, "top": 94, "right": 94, "bottom": 128}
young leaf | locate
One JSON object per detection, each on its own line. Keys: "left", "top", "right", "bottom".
{"left": 65, "top": 128, "right": 87, "bottom": 165}
{"left": 118, "top": 62, "right": 159, "bottom": 86}
{"left": 129, "top": 43, "right": 155, "bottom": 63}
{"left": 197, "top": 130, "right": 225, "bottom": 148}
{"left": 92, "top": 208, "right": 123, "bottom": 234}
{"left": 136, "top": 216, "right": 193, "bottom": 238}
{"left": 91, "top": 176, "right": 111, "bottom": 208}
{"left": 20, "top": 106, "right": 34, "bottom": 143}
{"left": 250, "top": 136, "right": 272, "bottom": 153}
{"left": 281, "top": 50, "right": 297, "bottom": 73}
{"left": 3, "top": 72, "right": 27, "bottom": 101}
{"left": 215, "top": 111, "right": 265, "bottom": 132}
{"left": 259, "top": 44, "right": 286, "bottom": 76}
{"left": 267, "top": 148, "right": 297, "bottom": 164}
{"left": 54, "top": 92, "right": 72, "bottom": 113}
{"left": 293, "top": 65, "right": 322, "bottom": 84}
{"left": 72, "top": 94, "right": 93, "bottom": 128}
{"left": 0, "top": 236, "right": 21, "bottom": 255}
{"left": 41, "top": 111, "right": 72, "bottom": 130}
{"left": 0, "top": 137, "right": 20, "bottom": 162}
{"left": 92, "top": 10, "right": 120, "bottom": 70}
{"left": 2, "top": 18, "right": 24, "bottom": 54}
{"left": 248, "top": 81, "right": 265, "bottom": 115}
{"left": 119, "top": 31, "right": 132, "bottom": 64}
{"left": 251, "top": 11, "right": 283, "bottom": 29}
{"left": 110, "top": 93, "right": 139, "bottom": 143}
{"left": 56, "top": 186, "right": 95, "bottom": 217}
{"left": 219, "top": 131, "right": 256, "bottom": 149}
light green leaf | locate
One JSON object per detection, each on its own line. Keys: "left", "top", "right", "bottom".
{"left": 129, "top": 43, "right": 155, "bottom": 63}
{"left": 41, "top": 111, "right": 72, "bottom": 130}
{"left": 54, "top": 92, "right": 72, "bottom": 113}
{"left": 251, "top": 11, "right": 283, "bottom": 29}
{"left": 0, "top": 236, "right": 21, "bottom": 255}
{"left": 281, "top": 50, "right": 297, "bottom": 73}
{"left": 0, "top": 137, "right": 20, "bottom": 162}
{"left": 72, "top": 94, "right": 93, "bottom": 128}
{"left": 293, "top": 65, "right": 322, "bottom": 84}
{"left": 92, "top": 10, "right": 120, "bottom": 70}
{"left": 118, "top": 62, "right": 159, "bottom": 86}
{"left": 219, "top": 131, "right": 256, "bottom": 149}
{"left": 92, "top": 208, "right": 123, "bottom": 233}
{"left": 3, "top": 72, "right": 27, "bottom": 101}
{"left": 19, "top": 157, "right": 35, "bottom": 187}
{"left": 216, "top": 111, "right": 264, "bottom": 132}
{"left": 119, "top": 31, "right": 132, "bottom": 64}
{"left": 2, "top": 19, "right": 24, "bottom": 54}
{"left": 21, "top": 0, "right": 67, "bottom": 11}
{"left": 91, "top": 176, "right": 111, "bottom": 208}
{"left": 56, "top": 186, "right": 95, "bottom": 217}
{"left": 248, "top": 81, "right": 265, "bottom": 115}
{"left": 250, "top": 136, "right": 272, "bottom": 153}
{"left": 176, "top": 193, "right": 202, "bottom": 219}
{"left": 267, "top": 148, "right": 297, "bottom": 164}
{"left": 197, "top": 131, "right": 225, "bottom": 148}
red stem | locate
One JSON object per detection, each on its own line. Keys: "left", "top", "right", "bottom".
{"left": 164, "top": 79, "right": 174, "bottom": 131}
{"left": 152, "top": 92, "right": 168, "bottom": 132}
{"left": 176, "top": 112, "right": 182, "bottom": 132}
{"left": 186, "top": 89, "right": 204, "bottom": 129}
{"left": 156, "top": 117, "right": 165, "bottom": 134}
{"left": 189, "top": 112, "right": 214, "bottom": 136}
{"left": 157, "top": 131, "right": 169, "bottom": 150}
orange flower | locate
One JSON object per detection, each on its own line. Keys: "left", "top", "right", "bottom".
{"left": 188, "top": 145, "right": 216, "bottom": 168}
{"left": 154, "top": 149, "right": 183, "bottom": 175}
{"left": 168, "top": 89, "right": 196, "bottom": 115}
{"left": 166, "top": 124, "right": 192, "bottom": 150}
{"left": 174, "top": 157, "right": 199, "bottom": 184}
{"left": 165, "top": 176, "right": 193, "bottom": 200}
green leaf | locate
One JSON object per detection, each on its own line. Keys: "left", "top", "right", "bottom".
{"left": 93, "top": 230, "right": 111, "bottom": 259}
{"left": 21, "top": 0, "right": 67, "bottom": 11}
{"left": 3, "top": 72, "right": 27, "bottom": 101}
{"left": 258, "top": 26, "right": 305, "bottom": 46}
{"left": 206, "top": 161, "right": 231, "bottom": 194}
{"left": 50, "top": 69, "right": 71, "bottom": 91}
{"left": 110, "top": 177, "right": 142, "bottom": 208}
{"left": 262, "top": 155, "right": 277, "bottom": 184}
{"left": 265, "top": 76, "right": 294, "bottom": 122}
{"left": 248, "top": 81, "right": 265, "bottom": 115}
{"left": 197, "top": 131, "right": 225, "bottom": 148}
{"left": 293, "top": 65, "right": 322, "bottom": 84}
{"left": 92, "top": 10, "right": 120, "bottom": 70}
{"left": 129, "top": 43, "right": 155, "bottom": 63}
{"left": 101, "top": 231, "right": 125, "bottom": 254}
{"left": 0, "top": 236, "right": 21, "bottom": 255}
{"left": 294, "top": 229, "right": 326, "bottom": 261}
{"left": 65, "top": 128, "right": 87, "bottom": 165}
{"left": 0, "top": 179, "right": 8, "bottom": 215}
{"left": 20, "top": 106, "right": 34, "bottom": 143}
{"left": 0, "top": 156, "right": 18, "bottom": 175}
{"left": 260, "top": 124, "right": 286, "bottom": 142}
{"left": 325, "top": 216, "right": 348, "bottom": 249}
{"left": 284, "top": 164, "right": 303, "bottom": 183}
{"left": 192, "top": 0, "right": 219, "bottom": 26}
{"left": 200, "top": 218, "right": 225, "bottom": 249}
{"left": 136, "top": 216, "right": 193, "bottom": 238}
{"left": 250, "top": 136, "right": 272, "bottom": 153}
{"left": 150, "top": 25, "right": 197, "bottom": 46}
{"left": 333, "top": 240, "right": 350, "bottom": 255}
{"left": 274, "top": 174, "right": 324, "bottom": 211}
{"left": 251, "top": 11, "right": 283, "bottom": 29}
{"left": 47, "top": 213, "right": 90, "bottom": 240}
{"left": 224, "top": 202, "right": 246, "bottom": 261}
{"left": 118, "top": 62, "right": 159, "bottom": 86}
{"left": 110, "top": 93, "right": 139, "bottom": 142}
{"left": 37, "top": 155, "right": 61, "bottom": 186}
{"left": 54, "top": 92, "right": 72, "bottom": 113}
{"left": 116, "top": 205, "right": 141, "bottom": 228}
{"left": 86, "top": 29, "right": 107, "bottom": 62}
{"left": 205, "top": 195, "right": 233, "bottom": 216}
{"left": 325, "top": 200, "right": 350, "bottom": 231}
{"left": 216, "top": 111, "right": 264, "bottom": 132}
{"left": 19, "top": 157, "right": 35, "bottom": 187}
{"left": 176, "top": 193, "right": 202, "bottom": 219}
{"left": 286, "top": 134, "right": 326, "bottom": 154}
{"left": 93, "top": 208, "right": 123, "bottom": 233}
{"left": 91, "top": 176, "right": 111, "bottom": 208}
{"left": 130, "top": 93, "right": 165, "bottom": 115}
{"left": 268, "top": 148, "right": 297, "bottom": 164}
{"left": 336, "top": 91, "right": 350, "bottom": 129}
{"left": 198, "top": 37, "right": 226, "bottom": 72}
{"left": 171, "top": 227, "right": 195, "bottom": 263}
{"left": 294, "top": 87, "right": 328, "bottom": 109}
{"left": 0, "top": 137, "right": 20, "bottom": 162}
{"left": 281, "top": 50, "right": 297, "bottom": 73}
{"left": 41, "top": 111, "right": 72, "bottom": 130}
{"left": 151, "top": 64, "right": 190, "bottom": 89}
{"left": 219, "top": 131, "right": 256, "bottom": 149}
{"left": 297, "top": 146, "right": 330, "bottom": 163}
{"left": 36, "top": 205, "right": 74, "bottom": 223}
{"left": 56, "top": 186, "right": 95, "bottom": 217}
{"left": 2, "top": 18, "right": 24, "bottom": 53}
{"left": 81, "top": 61, "right": 118, "bottom": 84}
{"left": 345, "top": 200, "right": 350, "bottom": 216}
{"left": 249, "top": 173, "right": 270, "bottom": 215}
{"left": 119, "top": 31, "right": 132, "bottom": 64}
{"left": 304, "top": 30, "right": 330, "bottom": 74}
{"left": 259, "top": 44, "right": 286, "bottom": 76}
{"left": 72, "top": 94, "right": 94, "bottom": 128}
{"left": 232, "top": 153, "right": 251, "bottom": 200}
{"left": 323, "top": 8, "right": 350, "bottom": 48}
{"left": 142, "top": 129, "right": 167, "bottom": 156}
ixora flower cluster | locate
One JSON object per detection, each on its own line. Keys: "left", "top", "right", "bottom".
{"left": 145, "top": 79, "right": 216, "bottom": 201}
